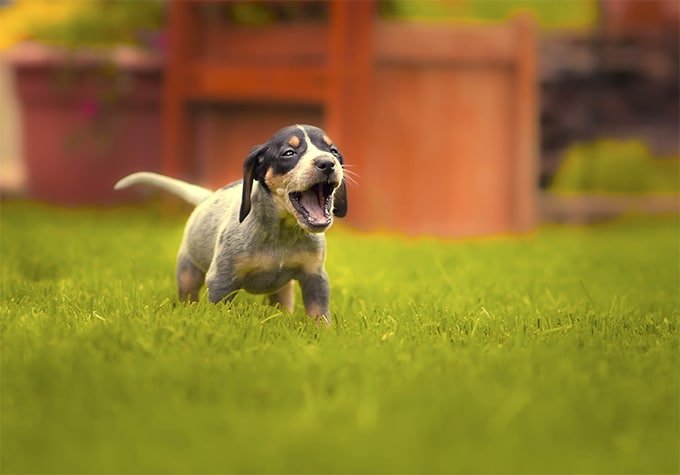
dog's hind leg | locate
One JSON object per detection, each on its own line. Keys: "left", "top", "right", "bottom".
{"left": 176, "top": 252, "right": 205, "bottom": 302}
{"left": 268, "top": 281, "right": 295, "bottom": 313}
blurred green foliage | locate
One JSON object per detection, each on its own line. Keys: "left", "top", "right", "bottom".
{"left": 23, "top": 0, "right": 165, "bottom": 49}
{"left": 221, "top": 1, "right": 326, "bottom": 26}
{"left": 551, "top": 140, "right": 680, "bottom": 194}
{"left": 1, "top": 0, "right": 596, "bottom": 51}
{"left": 382, "top": 0, "right": 597, "bottom": 30}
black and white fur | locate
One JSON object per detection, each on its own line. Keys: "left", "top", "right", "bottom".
{"left": 115, "top": 124, "right": 347, "bottom": 323}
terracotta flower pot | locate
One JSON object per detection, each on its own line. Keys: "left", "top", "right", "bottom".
{"left": 4, "top": 43, "right": 163, "bottom": 204}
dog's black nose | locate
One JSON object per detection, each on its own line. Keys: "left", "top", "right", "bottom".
{"left": 314, "top": 158, "right": 335, "bottom": 175}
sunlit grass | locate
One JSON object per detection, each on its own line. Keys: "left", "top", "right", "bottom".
{"left": 1, "top": 202, "right": 678, "bottom": 473}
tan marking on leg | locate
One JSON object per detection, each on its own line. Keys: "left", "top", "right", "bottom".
{"left": 178, "top": 268, "right": 203, "bottom": 302}
{"left": 305, "top": 302, "right": 329, "bottom": 323}
{"left": 177, "top": 253, "right": 205, "bottom": 303}
{"left": 269, "top": 281, "right": 295, "bottom": 313}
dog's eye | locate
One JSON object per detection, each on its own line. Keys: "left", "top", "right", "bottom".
{"left": 281, "top": 149, "right": 296, "bottom": 158}
{"left": 329, "top": 146, "right": 341, "bottom": 157}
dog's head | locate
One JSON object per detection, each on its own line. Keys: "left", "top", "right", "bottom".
{"left": 239, "top": 124, "right": 348, "bottom": 233}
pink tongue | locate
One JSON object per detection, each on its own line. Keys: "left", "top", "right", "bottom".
{"left": 300, "top": 189, "right": 326, "bottom": 223}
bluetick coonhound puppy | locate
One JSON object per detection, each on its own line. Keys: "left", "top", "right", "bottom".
{"left": 115, "top": 124, "right": 347, "bottom": 323}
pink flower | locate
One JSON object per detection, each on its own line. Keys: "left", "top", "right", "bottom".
{"left": 77, "top": 99, "right": 99, "bottom": 120}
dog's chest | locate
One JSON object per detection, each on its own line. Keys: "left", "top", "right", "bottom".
{"left": 233, "top": 249, "right": 322, "bottom": 293}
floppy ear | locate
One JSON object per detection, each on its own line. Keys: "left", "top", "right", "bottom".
{"left": 333, "top": 180, "right": 348, "bottom": 218}
{"left": 239, "top": 144, "right": 266, "bottom": 223}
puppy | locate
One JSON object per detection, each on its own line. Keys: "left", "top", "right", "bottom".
{"left": 115, "top": 124, "right": 347, "bottom": 323}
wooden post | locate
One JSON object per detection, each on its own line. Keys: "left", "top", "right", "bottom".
{"left": 162, "top": 0, "right": 196, "bottom": 179}
{"left": 326, "top": 0, "right": 375, "bottom": 218}
{"left": 512, "top": 14, "right": 538, "bottom": 231}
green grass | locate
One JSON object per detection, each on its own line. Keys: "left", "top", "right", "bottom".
{"left": 1, "top": 202, "right": 678, "bottom": 473}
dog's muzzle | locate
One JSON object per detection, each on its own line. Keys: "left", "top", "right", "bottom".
{"left": 289, "top": 180, "right": 338, "bottom": 231}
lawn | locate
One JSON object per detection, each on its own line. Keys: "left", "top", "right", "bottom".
{"left": 1, "top": 202, "right": 678, "bottom": 473}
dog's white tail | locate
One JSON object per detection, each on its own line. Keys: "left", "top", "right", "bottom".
{"left": 114, "top": 172, "right": 213, "bottom": 206}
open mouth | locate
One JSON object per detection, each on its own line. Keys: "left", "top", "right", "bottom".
{"left": 289, "top": 182, "right": 336, "bottom": 230}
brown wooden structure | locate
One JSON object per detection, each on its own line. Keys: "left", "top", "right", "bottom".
{"left": 163, "top": 1, "right": 537, "bottom": 237}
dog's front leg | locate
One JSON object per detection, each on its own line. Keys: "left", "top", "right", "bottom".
{"left": 298, "top": 270, "right": 331, "bottom": 323}
{"left": 205, "top": 266, "right": 240, "bottom": 304}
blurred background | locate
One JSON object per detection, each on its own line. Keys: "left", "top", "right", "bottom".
{"left": 0, "top": 0, "right": 678, "bottom": 237}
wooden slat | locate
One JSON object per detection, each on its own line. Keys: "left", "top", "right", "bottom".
{"left": 199, "top": 23, "right": 327, "bottom": 63}
{"left": 374, "top": 21, "right": 517, "bottom": 65}
{"left": 183, "top": 63, "right": 328, "bottom": 104}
